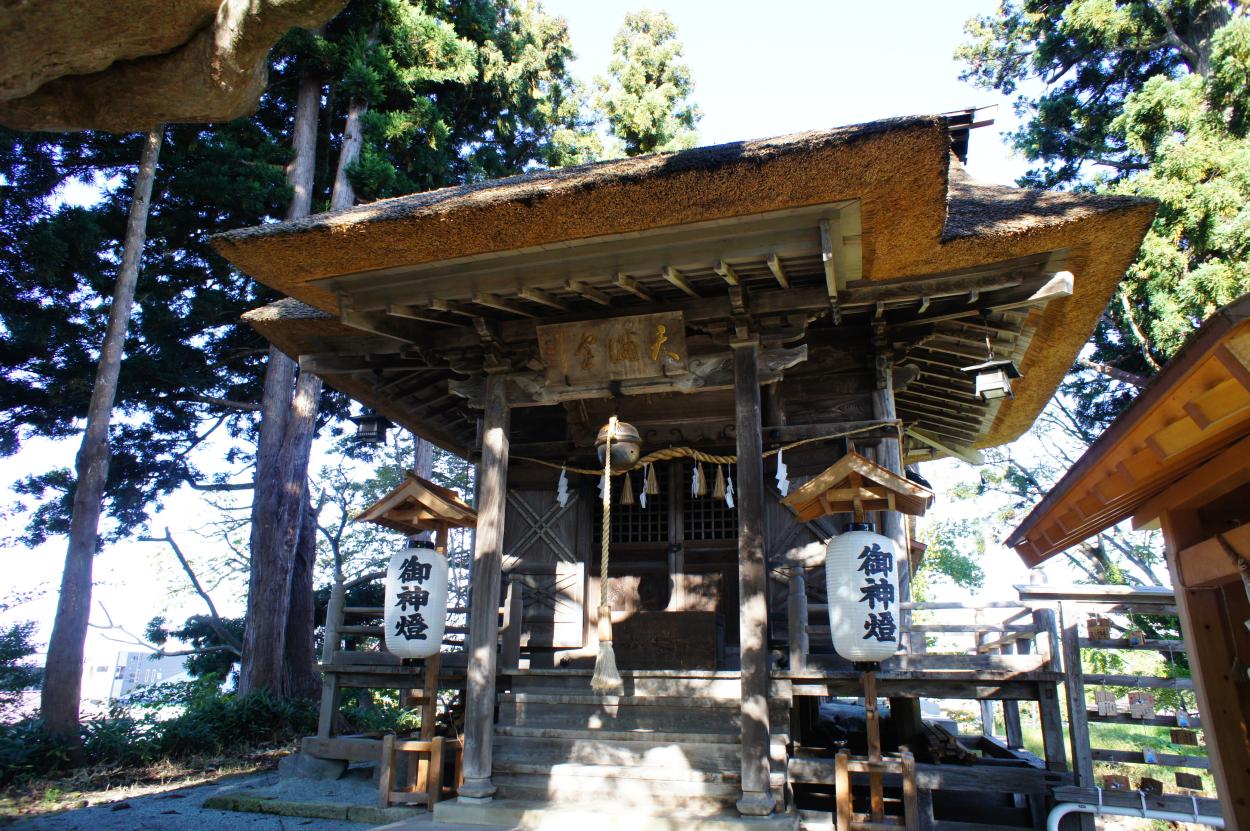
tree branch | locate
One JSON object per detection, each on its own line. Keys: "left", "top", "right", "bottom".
{"left": 140, "top": 527, "right": 243, "bottom": 654}
{"left": 1077, "top": 358, "right": 1148, "bottom": 388}
{"left": 175, "top": 394, "right": 263, "bottom": 412}
{"left": 184, "top": 477, "right": 255, "bottom": 492}
{"left": 1118, "top": 289, "right": 1162, "bottom": 372}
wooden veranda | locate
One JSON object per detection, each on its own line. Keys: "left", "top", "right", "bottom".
{"left": 213, "top": 113, "right": 1156, "bottom": 827}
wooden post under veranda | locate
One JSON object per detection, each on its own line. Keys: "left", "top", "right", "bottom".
{"left": 458, "top": 373, "right": 510, "bottom": 800}
{"left": 733, "top": 338, "right": 776, "bottom": 817}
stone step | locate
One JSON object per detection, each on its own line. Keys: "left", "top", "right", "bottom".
{"left": 494, "top": 760, "right": 744, "bottom": 784}
{"left": 493, "top": 731, "right": 787, "bottom": 771}
{"left": 431, "top": 797, "right": 799, "bottom": 831}
{"left": 498, "top": 698, "right": 789, "bottom": 733}
{"left": 508, "top": 671, "right": 791, "bottom": 701}
{"left": 492, "top": 724, "right": 785, "bottom": 769}
{"left": 492, "top": 770, "right": 741, "bottom": 808}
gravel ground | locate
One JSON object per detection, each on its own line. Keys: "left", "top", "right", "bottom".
{"left": 3, "top": 770, "right": 378, "bottom": 831}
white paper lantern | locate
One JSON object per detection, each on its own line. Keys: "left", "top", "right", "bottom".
{"left": 384, "top": 541, "right": 449, "bottom": 659}
{"left": 825, "top": 524, "right": 900, "bottom": 664}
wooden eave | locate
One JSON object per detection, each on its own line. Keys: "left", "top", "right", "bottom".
{"left": 218, "top": 115, "right": 1154, "bottom": 459}
{"left": 356, "top": 471, "right": 477, "bottom": 536}
{"left": 782, "top": 451, "right": 935, "bottom": 521}
{"left": 1006, "top": 294, "right": 1250, "bottom": 567}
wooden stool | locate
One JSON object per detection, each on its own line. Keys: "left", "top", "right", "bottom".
{"left": 377, "top": 734, "right": 464, "bottom": 808}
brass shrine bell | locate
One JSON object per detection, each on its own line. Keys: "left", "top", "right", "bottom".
{"left": 596, "top": 420, "right": 642, "bottom": 471}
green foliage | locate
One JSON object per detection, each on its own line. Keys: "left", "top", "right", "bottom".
{"left": 959, "top": 1, "right": 1250, "bottom": 431}
{"left": 0, "top": 0, "right": 600, "bottom": 547}
{"left": 0, "top": 621, "right": 41, "bottom": 720}
{"left": 913, "top": 519, "right": 986, "bottom": 602}
{"left": 336, "top": 0, "right": 600, "bottom": 202}
{"left": 593, "top": 10, "right": 700, "bottom": 157}
{"left": 0, "top": 679, "right": 315, "bottom": 784}
{"left": 145, "top": 615, "right": 245, "bottom": 679}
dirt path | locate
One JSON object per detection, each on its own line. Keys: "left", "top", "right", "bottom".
{"left": 3, "top": 771, "right": 374, "bottom": 831}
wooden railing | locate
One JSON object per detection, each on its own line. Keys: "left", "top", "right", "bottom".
{"left": 784, "top": 566, "right": 1057, "bottom": 678}
{"left": 1015, "top": 583, "right": 1210, "bottom": 799}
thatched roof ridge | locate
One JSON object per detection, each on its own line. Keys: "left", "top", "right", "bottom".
{"left": 214, "top": 114, "right": 937, "bottom": 246}
{"left": 942, "top": 163, "right": 1153, "bottom": 240}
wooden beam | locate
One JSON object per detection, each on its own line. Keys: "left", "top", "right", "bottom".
{"left": 664, "top": 266, "right": 699, "bottom": 298}
{"left": 340, "top": 307, "right": 425, "bottom": 343}
{"left": 732, "top": 339, "right": 775, "bottom": 817}
{"left": 766, "top": 253, "right": 790, "bottom": 289}
{"left": 459, "top": 373, "right": 509, "bottom": 800}
{"left": 566, "top": 279, "right": 611, "bottom": 306}
{"left": 472, "top": 291, "right": 536, "bottom": 318}
{"left": 386, "top": 305, "right": 458, "bottom": 325}
{"left": 615, "top": 273, "right": 654, "bottom": 302}
{"left": 841, "top": 270, "right": 1026, "bottom": 306}
{"left": 819, "top": 218, "right": 844, "bottom": 325}
{"left": 906, "top": 427, "right": 984, "bottom": 465}
{"left": 715, "top": 261, "right": 740, "bottom": 286}
{"left": 429, "top": 297, "right": 477, "bottom": 318}
{"left": 298, "top": 353, "right": 438, "bottom": 375}
{"left": 517, "top": 287, "right": 569, "bottom": 312}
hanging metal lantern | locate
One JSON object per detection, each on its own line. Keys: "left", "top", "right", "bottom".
{"left": 595, "top": 420, "right": 642, "bottom": 471}
{"left": 825, "top": 523, "right": 901, "bottom": 664}
{"left": 960, "top": 358, "right": 1021, "bottom": 401}
{"left": 384, "top": 538, "right": 448, "bottom": 659}
{"left": 350, "top": 409, "right": 394, "bottom": 444}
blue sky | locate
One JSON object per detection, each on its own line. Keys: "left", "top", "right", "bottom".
{"left": 544, "top": 0, "right": 1029, "bottom": 185}
{"left": 2, "top": 1, "right": 1044, "bottom": 681}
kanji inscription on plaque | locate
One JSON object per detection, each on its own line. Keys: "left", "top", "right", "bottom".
{"left": 538, "top": 311, "right": 687, "bottom": 386}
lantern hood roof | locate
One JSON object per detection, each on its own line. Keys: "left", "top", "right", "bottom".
{"left": 214, "top": 113, "right": 1155, "bottom": 459}
{"left": 356, "top": 471, "right": 476, "bottom": 536}
{"left": 782, "top": 451, "right": 935, "bottom": 521}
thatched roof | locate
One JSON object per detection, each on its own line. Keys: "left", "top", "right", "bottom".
{"left": 215, "top": 114, "right": 1154, "bottom": 455}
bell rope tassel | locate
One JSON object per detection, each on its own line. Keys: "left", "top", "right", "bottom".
{"left": 645, "top": 463, "right": 660, "bottom": 495}
{"left": 592, "top": 605, "right": 621, "bottom": 693}
{"left": 620, "top": 471, "right": 635, "bottom": 506}
{"left": 592, "top": 416, "right": 623, "bottom": 693}
{"left": 713, "top": 465, "right": 726, "bottom": 501}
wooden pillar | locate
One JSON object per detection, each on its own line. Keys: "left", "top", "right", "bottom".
{"left": 872, "top": 337, "right": 924, "bottom": 748}
{"left": 459, "top": 372, "right": 510, "bottom": 801}
{"left": 787, "top": 567, "right": 808, "bottom": 673}
{"left": 1058, "top": 602, "right": 1094, "bottom": 789}
{"left": 1162, "top": 508, "right": 1250, "bottom": 829}
{"left": 732, "top": 339, "right": 775, "bottom": 817}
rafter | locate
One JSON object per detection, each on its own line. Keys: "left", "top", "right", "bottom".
{"left": 767, "top": 253, "right": 790, "bottom": 289}
{"left": 715, "top": 261, "right": 740, "bottom": 286}
{"left": 473, "top": 291, "right": 537, "bottom": 317}
{"left": 566, "top": 279, "right": 612, "bottom": 306}
{"left": 616, "top": 273, "right": 655, "bottom": 302}
{"left": 664, "top": 265, "right": 699, "bottom": 298}
{"left": 518, "top": 287, "right": 569, "bottom": 312}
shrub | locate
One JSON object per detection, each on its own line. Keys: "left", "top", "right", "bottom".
{"left": 0, "top": 678, "right": 316, "bottom": 785}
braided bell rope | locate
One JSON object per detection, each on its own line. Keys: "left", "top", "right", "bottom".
{"left": 513, "top": 420, "right": 902, "bottom": 477}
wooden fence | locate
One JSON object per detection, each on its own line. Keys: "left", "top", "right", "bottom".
{"left": 1013, "top": 584, "right": 1208, "bottom": 799}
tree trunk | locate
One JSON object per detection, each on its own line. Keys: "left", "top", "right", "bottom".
{"left": 238, "top": 64, "right": 324, "bottom": 697}
{"left": 41, "top": 128, "right": 164, "bottom": 739}
{"left": 240, "top": 369, "right": 323, "bottom": 694}
{"left": 283, "top": 490, "right": 321, "bottom": 699}
{"left": 330, "top": 98, "right": 367, "bottom": 211}
{"left": 286, "top": 70, "right": 321, "bottom": 221}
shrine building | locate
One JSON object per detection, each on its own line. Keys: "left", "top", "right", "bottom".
{"left": 213, "top": 113, "right": 1157, "bottom": 828}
